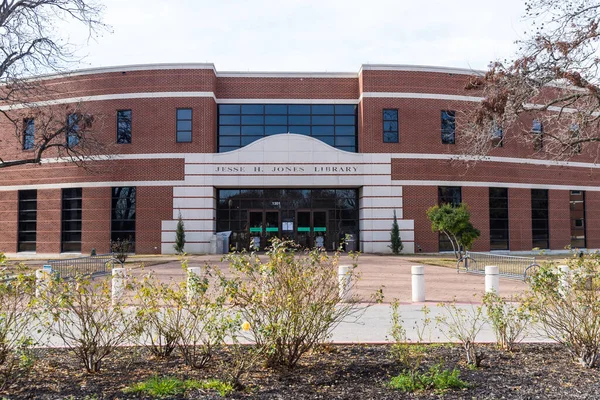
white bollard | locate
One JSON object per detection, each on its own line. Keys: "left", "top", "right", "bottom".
{"left": 111, "top": 268, "right": 127, "bottom": 306}
{"left": 485, "top": 265, "right": 500, "bottom": 294}
{"left": 558, "top": 264, "right": 570, "bottom": 296}
{"left": 35, "top": 269, "right": 49, "bottom": 298}
{"left": 411, "top": 265, "right": 426, "bottom": 302}
{"left": 187, "top": 266, "right": 202, "bottom": 301}
{"left": 338, "top": 265, "right": 353, "bottom": 301}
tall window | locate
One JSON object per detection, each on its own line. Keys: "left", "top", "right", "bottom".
{"left": 61, "top": 188, "right": 82, "bottom": 253}
{"left": 491, "top": 123, "right": 503, "bottom": 147}
{"left": 569, "top": 123, "right": 581, "bottom": 154}
{"left": 531, "top": 189, "right": 549, "bottom": 249}
{"left": 383, "top": 109, "right": 399, "bottom": 143}
{"left": 533, "top": 119, "right": 543, "bottom": 151}
{"left": 489, "top": 188, "right": 509, "bottom": 250}
{"left": 218, "top": 104, "right": 357, "bottom": 152}
{"left": 438, "top": 186, "right": 462, "bottom": 251}
{"left": 18, "top": 190, "right": 37, "bottom": 252}
{"left": 570, "top": 190, "right": 586, "bottom": 248}
{"left": 23, "top": 118, "right": 34, "bottom": 150}
{"left": 111, "top": 187, "right": 136, "bottom": 249}
{"left": 66, "top": 113, "right": 80, "bottom": 147}
{"left": 441, "top": 110, "right": 456, "bottom": 144}
{"left": 176, "top": 108, "right": 192, "bottom": 142}
{"left": 117, "top": 110, "right": 132, "bottom": 144}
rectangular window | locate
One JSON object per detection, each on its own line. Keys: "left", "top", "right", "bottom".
{"left": 438, "top": 186, "right": 462, "bottom": 251}
{"left": 23, "top": 118, "right": 34, "bottom": 150}
{"left": 117, "top": 110, "right": 132, "bottom": 144}
{"left": 217, "top": 104, "right": 358, "bottom": 152}
{"left": 491, "top": 123, "right": 503, "bottom": 147}
{"left": 531, "top": 189, "right": 549, "bottom": 249}
{"left": 176, "top": 108, "right": 192, "bottom": 143}
{"left": 111, "top": 187, "right": 136, "bottom": 250}
{"left": 383, "top": 109, "right": 399, "bottom": 143}
{"left": 489, "top": 187, "right": 509, "bottom": 250}
{"left": 18, "top": 190, "right": 37, "bottom": 252}
{"left": 66, "top": 113, "right": 80, "bottom": 147}
{"left": 61, "top": 188, "right": 82, "bottom": 252}
{"left": 533, "top": 120, "right": 544, "bottom": 151}
{"left": 570, "top": 190, "right": 586, "bottom": 248}
{"left": 441, "top": 110, "right": 456, "bottom": 144}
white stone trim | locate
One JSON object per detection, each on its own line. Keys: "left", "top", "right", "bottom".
{"left": 393, "top": 180, "right": 600, "bottom": 191}
{"left": 360, "top": 92, "right": 483, "bottom": 102}
{"left": 360, "top": 64, "right": 484, "bottom": 76}
{"left": 0, "top": 92, "right": 217, "bottom": 111}
{"left": 0, "top": 180, "right": 184, "bottom": 191}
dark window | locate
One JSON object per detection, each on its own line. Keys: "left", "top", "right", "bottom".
{"left": 383, "top": 109, "right": 398, "bottom": 143}
{"left": 569, "top": 123, "right": 581, "bottom": 154}
{"left": 18, "top": 190, "right": 37, "bottom": 252}
{"left": 533, "top": 120, "right": 544, "bottom": 151}
{"left": 570, "top": 190, "right": 586, "bottom": 248}
{"left": 217, "top": 104, "right": 357, "bottom": 152}
{"left": 176, "top": 108, "right": 192, "bottom": 143}
{"left": 61, "top": 188, "right": 82, "bottom": 252}
{"left": 66, "top": 113, "right": 80, "bottom": 147}
{"left": 23, "top": 118, "right": 34, "bottom": 150}
{"left": 492, "top": 123, "right": 503, "bottom": 147}
{"left": 438, "top": 186, "right": 462, "bottom": 251}
{"left": 117, "top": 110, "right": 132, "bottom": 144}
{"left": 441, "top": 110, "right": 456, "bottom": 144}
{"left": 531, "top": 189, "right": 549, "bottom": 249}
{"left": 111, "top": 187, "right": 136, "bottom": 250}
{"left": 489, "top": 187, "right": 509, "bottom": 250}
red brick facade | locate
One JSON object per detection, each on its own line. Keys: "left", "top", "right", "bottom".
{"left": 0, "top": 64, "right": 598, "bottom": 255}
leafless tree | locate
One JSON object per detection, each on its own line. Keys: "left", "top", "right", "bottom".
{"left": 0, "top": 0, "right": 111, "bottom": 169}
{"left": 461, "top": 0, "right": 600, "bottom": 160}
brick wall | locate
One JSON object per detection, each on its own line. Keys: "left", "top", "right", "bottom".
{"left": 135, "top": 186, "right": 173, "bottom": 254}
{"left": 463, "top": 187, "right": 489, "bottom": 252}
{"left": 0, "top": 192, "right": 18, "bottom": 253}
{"left": 508, "top": 189, "right": 532, "bottom": 251}
{"left": 82, "top": 187, "right": 111, "bottom": 254}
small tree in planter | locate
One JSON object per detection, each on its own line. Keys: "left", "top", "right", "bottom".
{"left": 389, "top": 210, "right": 403, "bottom": 254}
{"left": 174, "top": 212, "right": 186, "bottom": 255}
{"left": 426, "top": 203, "right": 480, "bottom": 259}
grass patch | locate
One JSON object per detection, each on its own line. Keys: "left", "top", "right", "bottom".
{"left": 124, "top": 376, "right": 234, "bottom": 398}
{"left": 389, "top": 364, "right": 469, "bottom": 393}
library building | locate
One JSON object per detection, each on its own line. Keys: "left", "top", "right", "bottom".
{"left": 0, "top": 63, "right": 598, "bottom": 255}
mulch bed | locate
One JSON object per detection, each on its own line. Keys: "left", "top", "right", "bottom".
{"left": 5, "top": 343, "right": 600, "bottom": 399}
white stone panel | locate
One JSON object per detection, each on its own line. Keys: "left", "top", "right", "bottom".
{"left": 173, "top": 197, "right": 213, "bottom": 209}
{"left": 371, "top": 209, "right": 395, "bottom": 219}
{"left": 369, "top": 230, "right": 415, "bottom": 242}
{"left": 361, "top": 197, "right": 403, "bottom": 208}
{"left": 391, "top": 186, "right": 403, "bottom": 197}
{"left": 370, "top": 219, "right": 413, "bottom": 230}
{"left": 176, "top": 209, "right": 214, "bottom": 220}
{"left": 162, "top": 220, "right": 213, "bottom": 231}
{"left": 363, "top": 186, "right": 392, "bottom": 197}
{"left": 173, "top": 186, "right": 213, "bottom": 197}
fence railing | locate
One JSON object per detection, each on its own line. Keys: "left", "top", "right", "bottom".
{"left": 47, "top": 254, "right": 123, "bottom": 279}
{"left": 457, "top": 251, "right": 540, "bottom": 281}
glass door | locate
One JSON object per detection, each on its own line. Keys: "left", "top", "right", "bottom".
{"left": 313, "top": 210, "right": 327, "bottom": 249}
{"left": 265, "top": 211, "right": 280, "bottom": 245}
{"left": 296, "top": 211, "right": 311, "bottom": 248}
{"left": 248, "top": 211, "right": 263, "bottom": 250}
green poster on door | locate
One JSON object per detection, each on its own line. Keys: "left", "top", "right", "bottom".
{"left": 249, "top": 227, "right": 262, "bottom": 233}
{"left": 314, "top": 227, "right": 326, "bottom": 232}
{"left": 298, "top": 227, "right": 310, "bottom": 232}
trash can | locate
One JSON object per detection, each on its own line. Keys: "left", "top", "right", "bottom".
{"left": 210, "top": 235, "right": 224, "bottom": 254}
{"left": 216, "top": 231, "right": 232, "bottom": 253}
{"left": 345, "top": 233, "right": 357, "bottom": 252}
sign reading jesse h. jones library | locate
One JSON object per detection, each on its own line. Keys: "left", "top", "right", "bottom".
{"left": 214, "top": 164, "right": 361, "bottom": 174}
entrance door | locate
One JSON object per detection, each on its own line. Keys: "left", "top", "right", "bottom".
{"left": 295, "top": 210, "right": 328, "bottom": 249}
{"left": 248, "top": 210, "right": 280, "bottom": 250}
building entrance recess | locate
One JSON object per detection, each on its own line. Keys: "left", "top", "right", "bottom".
{"left": 217, "top": 188, "right": 358, "bottom": 251}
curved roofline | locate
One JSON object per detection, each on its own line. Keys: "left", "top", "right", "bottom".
{"left": 26, "top": 62, "right": 484, "bottom": 81}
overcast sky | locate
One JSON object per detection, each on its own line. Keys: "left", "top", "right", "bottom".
{"left": 69, "top": 0, "right": 529, "bottom": 73}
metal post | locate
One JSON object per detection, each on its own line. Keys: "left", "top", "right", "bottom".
{"left": 485, "top": 265, "right": 500, "bottom": 294}
{"left": 187, "top": 266, "right": 202, "bottom": 301}
{"left": 112, "top": 268, "right": 126, "bottom": 306}
{"left": 411, "top": 265, "right": 426, "bottom": 302}
{"left": 35, "top": 269, "right": 50, "bottom": 298}
{"left": 338, "top": 265, "right": 352, "bottom": 301}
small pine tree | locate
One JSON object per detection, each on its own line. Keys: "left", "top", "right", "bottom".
{"left": 174, "top": 212, "right": 186, "bottom": 254}
{"left": 389, "top": 210, "right": 403, "bottom": 254}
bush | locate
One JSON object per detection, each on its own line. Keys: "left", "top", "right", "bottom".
{"left": 111, "top": 238, "right": 131, "bottom": 263}
{"left": 124, "top": 376, "right": 234, "bottom": 398}
{"left": 39, "top": 273, "right": 134, "bottom": 373}
{"left": 525, "top": 253, "right": 600, "bottom": 367}
{"left": 389, "top": 300, "right": 426, "bottom": 372}
{"left": 223, "top": 238, "right": 362, "bottom": 368}
{"left": 133, "top": 274, "right": 180, "bottom": 358}
{"left": 389, "top": 364, "right": 469, "bottom": 393}
{"left": 436, "top": 301, "right": 486, "bottom": 366}
{"left": 389, "top": 210, "right": 403, "bottom": 254}
{"left": 173, "top": 212, "right": 185, "bottom": 255}
{"left": 0, "top": 265, "right": 36, "bottom": 389}
{"left": 482, "top": 292, "right": 530, "bottom": 351}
